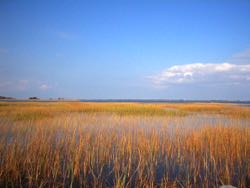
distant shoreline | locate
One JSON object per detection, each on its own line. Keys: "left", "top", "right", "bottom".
{"left": 0, "top": 99, "right": 250, "bottom": 105}
{"left": 79, "top": 99, "right": 250, "bottom": 104}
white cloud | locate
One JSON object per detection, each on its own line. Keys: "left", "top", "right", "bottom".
{"left": 151, "top": 63, "right": 250, "bottom": 87}
{"left": 39, "top": 84, "right": 50, "bottom": 91}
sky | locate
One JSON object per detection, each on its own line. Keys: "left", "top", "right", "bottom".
{"left": 0, "top": 0, "right": 250, "bottom": 100}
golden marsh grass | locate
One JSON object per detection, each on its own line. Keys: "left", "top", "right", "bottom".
{"left": 0, "top": 102, "right": 249, "bottom": 187}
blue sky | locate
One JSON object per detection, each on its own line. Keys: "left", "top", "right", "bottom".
{"left": 1, "top": 1, "right": 250, "bottom": 100}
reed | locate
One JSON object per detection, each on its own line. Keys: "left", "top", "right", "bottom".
{"left": 0, "top": 102, "right": 249, "bottom": 187}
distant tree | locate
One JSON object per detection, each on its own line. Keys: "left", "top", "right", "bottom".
{"left": 29, "top": 97, "right": 39, "bottom": 100}
{"left": 0, "top": 96, "right": 14, "bottom": 99}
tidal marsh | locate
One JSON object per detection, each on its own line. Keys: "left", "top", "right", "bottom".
{"left": 0, "top": 102, "right": 249, "bottom": 187}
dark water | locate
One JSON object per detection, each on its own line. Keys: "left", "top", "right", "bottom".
{"left": 80, "top": 99, "right": 250, "bottom": 104}
{"left": 1, "top": 99, "right": 250, "bottom": 106}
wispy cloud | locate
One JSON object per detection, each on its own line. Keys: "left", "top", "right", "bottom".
{"left": 232, "top": 48, "right": 250, "bottom": 59}
{"left": 0, "top": 81, "right": 12, "bottom": 88}
{"left": 229, "top": 48, "right": 250, "bottom": 64}
{"left": 0, "top": 80, "right": 29, "bottom": 91}
{"left": 0, "top": 80, "right": 52, "bottom": 92}
{"left": 39, "top": 84, "right": 50, "bottom": 91}
{"left": 151, "top": 63, "right": 250, "bottom": 87}
{"left": 17, "top": 80, "right": 29, "bottom": 90}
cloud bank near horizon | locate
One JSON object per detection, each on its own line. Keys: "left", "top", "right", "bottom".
{"left": 151, "top": 63, "right": 250, "bottom": 87}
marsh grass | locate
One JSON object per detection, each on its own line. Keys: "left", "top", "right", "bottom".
{"left": 0, "top": 102, "right": 188, "bottom": 121}
{"left": 161, "top": 103, "right": 250, "bottom": 118}
{"left": 0, "top": 102, "right": 249, "bottom": 187}
{"left": 0, "top": 102, "right": 249, "bottom": 122}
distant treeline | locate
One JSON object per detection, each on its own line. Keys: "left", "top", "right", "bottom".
{"left": 0, "top": 96, "right": 15, "bottom": 100}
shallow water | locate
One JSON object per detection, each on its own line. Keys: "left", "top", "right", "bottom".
{"left": 0, "top": 112, "right": 249, "bottom": 187}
